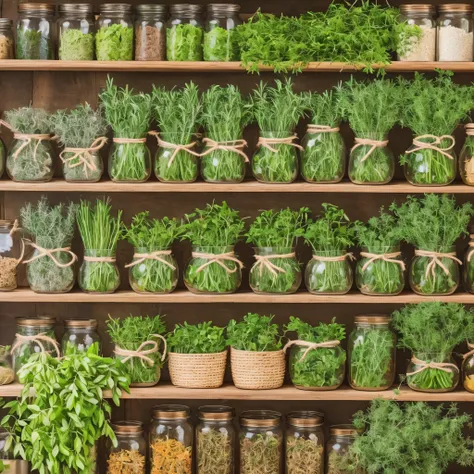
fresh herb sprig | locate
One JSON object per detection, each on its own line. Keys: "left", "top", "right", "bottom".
{"left": 168, "top": 322, "right": 226, "bottom": 354}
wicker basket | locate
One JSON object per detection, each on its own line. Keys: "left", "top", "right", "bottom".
{"left": 230, "top": 347, "right": 285, "bottom": 390}
{"left": 168, "top": 350, "right": 228, "bottom": 389}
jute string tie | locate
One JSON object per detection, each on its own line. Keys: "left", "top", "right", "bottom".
{"left": 125, "top": 250, "right": 176, "bottom": 271}
{"left": 192, "top": 251, "right": 244, "bottom": 274}
{"left": 406, "top": 134, "right": 455, "bottom": 160}
{"left": 254, "top": 252, "right": 296, "bottom": 276}
{"left": 414, "top": 249, "right": 461, "bottom": 279}
{"left": 283, "top": 339, "right": 341, "bottom": 362}
{"left": 200, "top": 138, "right": 249, "bottom": 162}
{"left": 60, "top": 136, "right": 108, "bottom": 177}
{"left": 360, "top": 251, "right": 406, "bottom": 272}
{"left": 149, "top": 131, "right": 200, "bottom": 168}
{"left": 257, "top": 135, "right": 304, "bottom": 153}
{"left": 11, "top": 333, "right": 61, "bottom": 357}
{"left": 463, "top": 342, "right": 474, "bottom": 360}
{"left": 83, "top": 255, "right": 116, "bottom": 263}
{"left": 113, "top": 137, "right": 147, "bottom": 145}
{"left": 406, "top": 356, "right": 458, "bottom": 376}
{"left": 307, "top": 124, "right": 340, "bottom": 133}
{"left": 22, "top": 240, "right": 77, "bottom": 268}
{"left": 351, "top": 137, "right": 389, "bottom": 163}
{"left": 312, "top": 253, "right": 355, "bottom": 263}
{"left": 114, "top": 334, "right": 167, "bottom": 366}
{"left": 467, "top": 235, "right": 474, "bottom": 262}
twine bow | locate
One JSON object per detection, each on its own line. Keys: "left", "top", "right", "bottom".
{"left": 406, "top": 135, "right": 456, "bottom": 160}
{"left": 307, "top": 124, "right": 340, "bottom": 133}
{"left": 351, "top": 137, "right": 389, "bottom": 163}
{"left": 257, "top": 135, "right": 304, "bottom": 153}
{"left": 125, "top": 250, "right": 176, "bottom": 270}
{"left": 414, "top": 249, "right": 461, "bottom": 279}
{"left": 463, "top": 342, "right": 474, "bottom": 360}
{"left": 312, "top": 253, "right": 355, "bottom": 263}
{"left": 406, "top": 356, "right": 458, "bottom": 376}
{"left": 114, "top": 334, "right": 167, "bottom": 366}
{"left": 192, "top": 251, "right": 244, "bottom": 274}
{"left": 254, "top": 252, "right": 296, "bottom": 276}
{"left": 22, "top": 240, "right": 77, "bottom": 268}
{"left": 283, "top": 339, "right": 341, "bottom": 362}
{"left": 200, "top": 138, "right": 249, "bottom": 162}
{"left": 149, "top": 131, "right": 200, "bottom": 168}
{"left": 60, "top": 136, "right": 108, "bottom": 178}
{"left": 360, "top": 251, "right": 406, "bottom": 272}
{"left": 11, "top": 332, "right": 61, "bottom": 357}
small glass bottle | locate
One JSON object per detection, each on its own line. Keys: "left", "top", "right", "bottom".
{"left": 460, "top": 123, "right": 474, "bottom": 185}
{"left": 62, "top": 319, "right": 101, "bottom": 355}
{"left": 135, "top": 4, "right": 167, "bottom": 61}
{"left": 167, "top": 4, "right": 203, "bottom": 61}
{"left": 150, "top": 405, "right": 193, "bottom": 474}
{"left": 107, "top": 422, "right": 146, "bottom": 474}
{"left": 437, "top": 4, "right": 473, "bottom": 61}
{"left": 196, "top": 406, "right": 235, "bottom": 474}
{"left": 0, "top": 19, "right": 14, "bottom": 59}
{"left": 348, "top": 315, "right": 396, "bottom": 391}
{"left": 204, "top": 4, "right": 241, "bottom": 61}
{"left": 0, "top": 220, "right": 20, "bottom": 292}
{"left": 464, "top": 231, "right": 474, "bottom": 293}
{"left": 286, "top": 412, "right": 324, "bottom": 474}
{"left": 240, "top": 411, "right": 283, "bottom": 474}
{"left": 326, "top": 426, "right": 359, "bottom": 473}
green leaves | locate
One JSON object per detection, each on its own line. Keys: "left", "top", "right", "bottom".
{"left": 168, "top": 322, "right": 226, "bottom": 354}
{"left": 354, "top": 207, "right": 402, "bottom": 250}
{"left": 4, "top": 107, "right": 51, "bottom": 134}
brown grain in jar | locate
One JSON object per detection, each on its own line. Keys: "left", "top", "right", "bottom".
{"left": 135, "top": 4, "right": 167, "bottom": 61}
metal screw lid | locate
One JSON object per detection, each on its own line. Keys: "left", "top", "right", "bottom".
{"left": 100, "top": 3, "right": 132, "bottom": 14}
{"left": 207, "top": 3, "right": 241, "bottom": 13}
{"left": 0, "top": 18, "right": 12, "bottom": 28}
{"left": 59, "top": 4, "right": 93, "bottom": 14}
{"left": 18, "top": 3, "right": 56, "bottom": 13}
{"left": 137, "top": 4, "right": 167, "bottom": 14}
{"left": 170, "top": 4, "right": 203, "bottom": 15}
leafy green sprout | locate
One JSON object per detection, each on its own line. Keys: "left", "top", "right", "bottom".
{"left": 168, "top": 321, "right": 226, "bottom": 354}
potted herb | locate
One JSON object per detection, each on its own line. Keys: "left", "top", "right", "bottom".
{"left": 354, "top": 208, "right": 405, "bottom": 296}
{"left": 107, "top": 314, "right": 167, "bottom": 387}
{"left": 152, "top": 82, "right": 201, "bottom": 183}
{"left": 2, "top": 107, "right": 54, "bottom": 182}
{"left": 392, "top": 302, "right": 472, "bottom": 393}
{"left": 227, "top": 313, "right": 285, "bottom": 390}
{"left": 167, "top": 321, "right": 227, "bottom": 389}
{"left": 246, "top": 207, "right": 308, "bottom": 294}
{"left": 51, "top": 104, "right": 108, "bottom": 183}
{"left": 392, "top": 194, "right": 473, "bottom": 295}
{"left": 301, "top": 91, "right": 345, "bottom": 183}
{"left": 100, "top": 78, "right": 152, "bottom": 182}
{"left": 304, "top": 204, "right": 355, "bottom": 295}
{"left": 400, "top": 72, "right": 474, "bottom": 186}
{"left": 284, "top": 316, "right": 346, "bottom": 391}
{"left": 77, "top": 198, "right": 123, "bottom": 294}
{"left": 182, "top": 201, "right": 246, "bottom": 294}
{"left": 251, "top": 79, "right": 307, "bottom": 183}
{"left": 200, "top": 85, "right": 252, "bottom": 183}
{"left": 21, "top": 197, "right": 77, "bottom": 294}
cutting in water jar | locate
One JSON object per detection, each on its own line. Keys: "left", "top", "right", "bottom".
{"left": 61, "top": 319, "right": 101, "bottom": 355}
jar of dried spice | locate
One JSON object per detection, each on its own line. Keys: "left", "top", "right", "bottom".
{"left": 135, "top": 4, "right": 167, "bottom": 61}
{"left": 437, "top": 4, "right": 473, "bottom": 61}
{"left": 0, "top": 220, "right": 20, "bottom": 292}
{"left": 0, "top": 19, "right": 14, "bottom": 59}
{"left": 107, "top": 422, "right": 146, "bottom": 474}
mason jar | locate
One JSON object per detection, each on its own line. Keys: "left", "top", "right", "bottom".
{"left": 150, "top": 405, "right": 193, "bottom": 474}
{"left": 107, "top": 422, "right": 146, "bottom": 474}
{"left": 0, "top": 19, "right": 14, "bottom": 59}
{"left": 0, "top": 346, "right": 14, "bottom": 385}
{"left": 460, "top": 123, "right": 474, "bottom": 185}
{"left": 348, "top": 315, "right": 396, "bottom": 391}
{"left": 196, "top": 406, "right": 235, "bottom": 474}
{"left": 16, "top": 3, "right": 55, "bottom": 60}
{"left": 0, "top": 137, "right": 5, "bottom": 177}
{"left": 437, "top": 4, "right": 473, "bottom": 61}
{"left": 109, "top": 137, "right": 151, "bottom": 182}
{"left": 463, "top": 233, "right": 474, "bottom": 293}
{"left": 61, "top": 319, "right": 101, "bottom": 355}
{"left": 286, "top": 411, "right": 324, "bottom": 474}
{"left": 167, "top": 4, "right": 203, "bottom": 61}
{"left": 204, "top": 4, "right": 241, "bottom": 61}
{"left": 462, "top": 343, "right": 474, "bottom": 392}
{"left": 0, "top": 427, "right": 29, "bottom": 472}
{"left": 240, "top": 411, "right": 283, "bottom": 474}
{"left": 58, "top": 4, "right": 95, "bottom": 60}
{"left": 0, "top": 220, "right": 20, "bottom": 291}
{"left": 326, "top": 426, "right": 359, "bottom": 473}
{"left": 135, "top": 4, "right": 167, "bottom": 61}
{"left": 79, "top": 249, "right": 120, "bottom": 294}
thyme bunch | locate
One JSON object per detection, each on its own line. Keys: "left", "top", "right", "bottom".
{"left": 168, "top": 322, "right": 226, "bottom": 354}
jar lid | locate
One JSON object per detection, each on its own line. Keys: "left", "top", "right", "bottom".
{"left": 400, "top": 4, "right": 436, "bottom": 13}
{"left": 199, "top": 405, "right": 235, "bottom": 421}
{"left": 100, "top": 3, "right": 132, "bottom": 13}
{"left": 287, "top": 411, "right": 324, "bottom": 428}
{"left": 112, "top": 421, "right": 144, "bottom": 434}
{"left": 207, "top": 3, "right": 241, "bottom": 13}
{"left": 59, "top": 4, "right": 93, "bottom": 14}
{"left": 152, "top": 404, "right": 190, "bottom": 420}
{"left": 240, "top": 410, "right": 282, "bottom": 428}
{"left": 0, "top": 219, "right": 14, "bottom": 229}
{"left": 355, "top": 315, "right": 391, "bottom": 325}
{"left": 0, "top": 19, "right": 12, "bottom": 28}
{"left": 137, "top": 4, "right": 167, "bottom": 14}
{"left": 18, "top": 3, "right": 55, "bottom": 13}
{"left": 64, "top": 319, "right": 97, "bottom": 329}
{"left": 16, "top": 317, "right": 56, "bottom": 327}
{"left": 439, "top": 4, "right": 473, "bottom": 12}
{"left": 330, "top": 424, "right": 361, "bottom": 436}
{"left": 170, "top": 4, "right": 203, "bottom": 14}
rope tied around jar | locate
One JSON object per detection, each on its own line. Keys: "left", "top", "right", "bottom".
{"left": 21, "top": 239, "right": 77, "bottom": 268}
{"left": 406, "top": 355, "right": 458, "bottom": 376}
{"left": 192, "top": 251, "right": 244, "bottom": 274}
{"left": 466, "top": 235, "right": 474, "bottom": 262}
{"left": 360, "top": 251, "right": 406, "bottom": 272}
{"left": 60, "top": 136, "right": 108, "bottom": 177}
{"left": 254, "top": 252, "right": 296, "bottom": 276}
{"left": 11, "top": 333, "right": 61, "bottom": 358}
{"left": 200, "top": 138, "right": 249, "bottom": 162}
{"left": 83, "top": 255, "right": 116, "bottom": 263}
{"left": 406, "top": 134, "right": 456, "bottom": 160}
{"left": 124, "top": 250, "right": 176, "bottom": 270}
{"left": 351, "top": 137, "right": 389, "bottom": 163}
{"left": 307, "top": 124, "right": 340, "bottom": 134}
{"left": 312, "top": 252, "right": 355, "bottom": 262}
{"left": 463, "top": 342, "right": 474, "bottom": 360}
{"left": 149, "top": 131, "right": 200, "bottom": 168}
{"left": 283, "top": 339, "right": 341, "bottom": 362}
{"left": 114, "top": 334, "right": 167, "bottom": 366}
{"left": 414, "top": 249, "right": 462, "bottom": 279}
{"left": 257, "top": 135, "right": 304, "bottom": 153}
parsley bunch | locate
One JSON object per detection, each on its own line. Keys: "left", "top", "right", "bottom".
{"left": 168, "top": 322, "right": 226, "bottom": 354}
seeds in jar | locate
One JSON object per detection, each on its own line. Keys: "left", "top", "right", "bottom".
{"left": 438, "top": 26, "right": 473, "bottom": 61}
{"left": 399, "top": 25, "right": 436, "bottom": 61}
{"left": 135, "top": 25, "right": 165, "bottom": 60}
{"left": 0, "top": 35, "right": 13, "bottom": 59}
{"left": 0, "top": 256, "right": 18, "bottom": 290}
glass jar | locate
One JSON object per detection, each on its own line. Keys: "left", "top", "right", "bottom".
{"left": 462, "top": 343, "right": 474, "bottom": 392}
{"left": 96, "top": 4, "right": 133, "bottom": 61}
{"left": 128, "top": 246, "right": 178, "bottom": 294}
{"left": 463, "top": 233, "right": 474, "bottom": 293}
{"left": 79, "top": 249, "right": 120, "bottom": 294}
{"left": 407, "top": 352, "right": 459, "bottom": 392}
{"left": 460, "top": 123, "right": 474, "bottom": 185}
{"left": 167, "top": 4, "right": 203, "bottom": 61}
{"left": 398, "top": 5, "right": 436, "bottom": 61}
{"left": 348, "top": 315, "right": 396, "bottom": 391}
{"left": 62, "top": 319, "right": 101, "bottom": 355}
{"left": 16, "top": 3, "right": 55, "bottom": 60}
{"left": 326, "top": 426, "right": 359, "bottom": 474}
{"left": 305, "top": 251, "right": 353, "bottom": 295}
{"left": 196, "top": 406, "right": 235, "bottom": 474}
{"left": 286, "top": 412, "right": 324, "bottom": 474}
{"left": 0, "top": 137, "right": 5, "bottom": 177}
{"left": 249, "top": 247, "right": 301, "bottom": 294}
{"left": 240, "top": 410, "right": 283, "bottom": 474}
{"left": 184, "top": 245, "right": 242, "bottom": 294}
{"left": 58, "top": 4, "right": 95, "bottom": 60}
{"left": 0, "top": 220, "right": 20, "bottom": 292}
{"left": 107, "top": 422, "right": 146, "bottom": 474}
{"left": 204, "top": 4, "right": 241, "bottom": 61}
{"left": 109, "top": 137, "right": 151, "bottom": 182}
{"left": 0, "top": 346, "right": 14, "bottom": 385}
{"left": 0, "top": 19, "right": 14, "bottom": 59}
{"left": 150, "top": 405, "right": 193, "bottom": 474}
{"left": 437, "top": 4, "right": 473, "bottom": 61}
{"left": 409, "top": 246, "right": 460, "bottom": 295}
{"left": 301, "top": 125, "right": 346, "bottom": 183}
{"left": 356, "top": 246, "right": 405, "bottom": 296}
{"left": 135, "top": 4, "right": 167, "bottom": 61}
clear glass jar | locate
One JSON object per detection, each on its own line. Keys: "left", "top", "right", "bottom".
{"left": 135, "top": 4, "right": 167, "bottom": 61}
{"left": 437, "top": 4, "right": 473, "bottom": 61}
{"left": 240, "top": 410, "right": 283, "bottom": 474}
{"left": 348, "top": 315, "right": 396, "bottom": 391}
{"left": 462, "top": 343, "right": 474, "bottom": 392}
{"left": 61, "top": 144, "right": 104, "bottom": 183}
{"left": 184, "top": 245, "right": 242, "bottom": 294}
{"left": 58, "top": 4, "right": 95, "bottom": 60}
{"left": 407, "top": 352, "right": 459, "bottom": 392}
{"left": 62, "top": 319, "right": 101, "bottom": 356}
{"left": 398, "top": 5, "right": 436, "bottom": 61}
{"left": 0, "top": 137, "right": 5, "bottom": 177}
{"left": 107, "top": 422, "right": 146, "bottom": 474}
{"left": 464, "top": 233, "right": 474, "bottom": 293}
{"left": 79, "top": 249, "right": 120, "bottom": 294}
{"left": 460, "top": 124, "right": 474, "bottom": 185}
{"left": 196, "top": 406, "right": 235, "bottom": 474}
{"left": 96, "top": 4, "right": 133, "bottom": 61}
{"left": 204, "top": 4, "right": 241, "bottom": 61}
{"left": 109, "top": 138, "right": 151, "bottom": 182}
{"left": 16, "top": 3, "right": 55, "bottom": 60}
{"left": 0, "top": 220, "right": 20, "bottom": 292}
{"left": 0, "top": 19, "right": 14, "bottom": 59}
{"left": 286, "top": 412, "right": 324, "bottom": 474}
{"left": 167, "top": 4, "right": 203, "bottom": 61}
{"left": 0, "top": 346, "right": 14, "bottom": 385}
{"left": 129, "top": 246, "right": 178, "bottom": 294}
{"left": 326, "top": 426, "right": 359, "bottom": 474}
{"left": 305, "top": 251, "right": 353, "bottom": 295}
{"left": 150, "top": 405, "right": 193, "bottom": 474}
{"left": 356, "top": 245, "right": 405, "bottom": 296}
{"left": 249, "top": 247, "right": 301, "bottom": 294}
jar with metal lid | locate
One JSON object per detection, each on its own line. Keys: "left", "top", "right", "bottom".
{"left": 167, "top": 4, "right": 203, "bottom": 61}
{"left": 196, "top": 406, "right": 235, "bottom": 474}
{"left": 204, "top": 4, "right": 241, "bottom": 61}
{"left": 0, "top": 220, "right": 20, "bottom": 292}
{"left": 398, "top": 5, "right": 436, "bottom": 61}
{"left": 96, "top": 4, "right": 133, "bottom": 61}
{"left": 348, "top": 315, "right": 396, "bottom": 391}
{"left": 61, "top": 319, "right": 101, "bottom": 355}
{"left": 16, "top": 3, "right": 55, "bottom": 60}
{"left": 135, "top": 4, "right": 167, "bottom": 61}
{"left": 326, "top": 425, "right": 359, "bottom": 473}
{"left": 437, "top": 4, "right": 473, "bottom": 61}
{"left": 286, "top": 411, "right": 324, "bottom": 474}
{"left": 107, "top": 421, "right": 146, "bottom": 474}
{"left": 240, "top": 410, "right": 283, "bottom": 474}
{"left": 0, "top": 19, "right": 14, "bottom": 59}
{"left": 58, "top": 4, "right": 95, "bottom": 60}
{"left": 150, "top": 405, "right": 193, "bottom": 474}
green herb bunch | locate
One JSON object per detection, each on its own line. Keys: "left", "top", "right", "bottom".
{"left": 59, "top": 28, "right": 94, "bottom": 61}
{"left": 204, "top": 25, "right": 239, "bottom": 61}
{"left": 285, "top": 316, "right": 346, "bottom": 389}
{"left": 167, "top": 23, "right": 203, "bottom": 61}
{"left": 16, "top": 26, "right": 53, "bottom": 60}
{"left": 96, "top": 23, "right": 133, "bottom": 61}
{"left": 62, "top": 340, "right": 100, "bottom": 357}
{"left": 100, "top": 78, "right": 152, "bottom": 182}
{"left": 168, "top": 321, "right": 226, "bottom": 354}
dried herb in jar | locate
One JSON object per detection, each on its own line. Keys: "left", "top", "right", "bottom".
{"left": 136, "top": 25, "right": 166, "bottom": 60}
{"left": 197, "top": 429, "right": 232, "bottom": 474}
{"left": 0, "top": 257, "right": 18, "bottom": 291}
{"left": 240, "top": 434, "right": 281, "bottom": 474}
{"left": 16, "top": 28, "right": 53, "bottom": 59}
{"left": 96, "top": 24, "right": 133, "bottom": 61}
{"left": 167, "top": 23, "right": 203, "bottom": 61}
{"left": 59, "top": 28, "right": 94, "bottom": 60}
{"left": 107, "top": 449, "right": 146, "bottom": 474}
{"left": 0, "top": 35, "right": 13, "bottom": 59}
{"left": 286, "top": 436, "right": 323, "bottom": 474}
{"left": 150, "top": 438, "right": 192, "bottom": 474}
